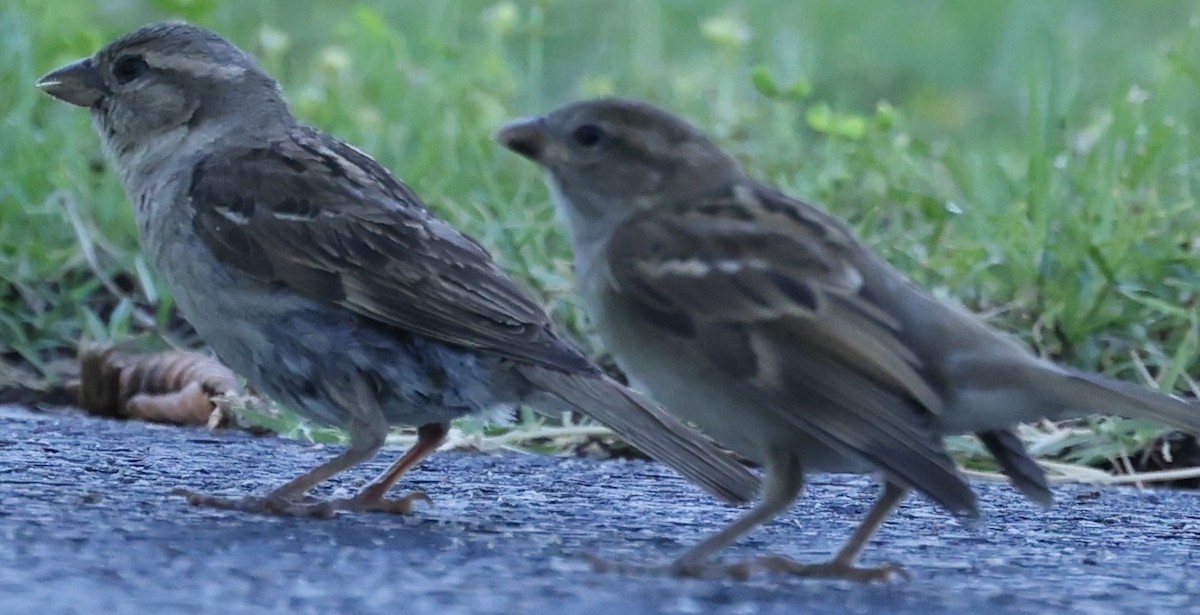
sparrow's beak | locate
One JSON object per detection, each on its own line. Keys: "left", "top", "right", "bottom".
{"left": 36, "top": 57, "right": 109, "bottom": 107}
{"left": 495, "top": 117, "right": 547, "bottom": 162}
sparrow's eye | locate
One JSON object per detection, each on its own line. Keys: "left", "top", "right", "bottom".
{"left": 571, "top": 124, "right": 607, "bottom": 148}
{"left": 112, "top": 56, "right": 150, "bottom": 84}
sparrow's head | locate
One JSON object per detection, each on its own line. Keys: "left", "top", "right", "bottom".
{"left": 496, "top": 98, "right": 744, "bottom": 230}
{"left": 36, "top": 22, "right": 287, "bottom": 160}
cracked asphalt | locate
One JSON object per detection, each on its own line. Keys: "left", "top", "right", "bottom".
{"left": 1, "top": 406, "right": 1199, "bottom": 615}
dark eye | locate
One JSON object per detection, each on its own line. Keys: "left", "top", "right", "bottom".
{"left": 571, "top": 123, "right": 606, "bottom": 148}
{"left": 112, "top": 56, "right": 150, "bottom": 84}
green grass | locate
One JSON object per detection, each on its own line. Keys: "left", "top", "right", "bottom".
{"left": 2, "top": 0, "right": 1200, "bottom": 479}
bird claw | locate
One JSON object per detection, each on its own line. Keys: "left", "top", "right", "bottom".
{"left": 725, "top": 554, "right": 911, "bottom": 583}
{"left": 330, "top": 490, "right": 433, "bottom": 514}
{"left": 584, "top": 553, "right": 671, "bottom": 577}
{"left": 585, "top": 552, "right": 909, "bottom": 583}
{"left": 169, "top": 488, "right": 432, "bottom": 518}
{"left": 169, "top": 488, "right": 338, "bottom": 518}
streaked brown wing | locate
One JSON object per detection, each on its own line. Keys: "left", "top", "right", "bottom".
{"left": 188, "top": 126, "right": 594, "bottom": 374}
{"left": 605, "top": 183, "right": 975, "bottom": 514}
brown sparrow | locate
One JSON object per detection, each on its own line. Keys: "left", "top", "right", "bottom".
{"left": 36, "top": 26, "right": 759, "bottom": 518}
{"left": 497, "top": 97, "right": 1200, "bottom": 580}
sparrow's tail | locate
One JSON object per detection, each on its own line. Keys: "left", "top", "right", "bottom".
{"left": 1054, "top": 368, "right": 1200, "bottom": 434}
{"left": 977, "top": 428, "right": 1053, "bottom": 508}
{"left": 519, "top": 366, "right": 760, "bottom": 505}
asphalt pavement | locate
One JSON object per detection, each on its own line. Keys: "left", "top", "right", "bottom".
{"left": 1, "top": 406, "right": 1199, "bottom": 615}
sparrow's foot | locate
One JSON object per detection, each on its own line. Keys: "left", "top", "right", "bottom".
{"left": 330, "top": 490, "right": 432, "bottom": 515}
{"left": 170, "top": 488, "right": 338, "bottom": 518}
{"left": 719, "top": 554, "right": 910, "bottom": 583}
{"left": 586, "top": 553, "right": 908, "bottom": 582}
{"left": 585, "top": 554, "right": 671, "bottom": 576}
{"left": 171, "top": 488, "right": 433, "bottom": 517}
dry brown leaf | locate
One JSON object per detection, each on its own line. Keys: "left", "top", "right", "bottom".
{"left": 75, "top": 344, "right": 241, "bottom": 428}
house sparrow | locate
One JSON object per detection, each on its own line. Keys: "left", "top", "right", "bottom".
{"left": 497, "top": 97, "right": 1200, "bottom": 580}
{"left": 35, "top": 24, "right": 759, "bottom": 518}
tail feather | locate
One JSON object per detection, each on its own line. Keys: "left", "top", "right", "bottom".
{"left": 520, "top": 366, "right": 760, "bottom": 504}
{"left": 977, "top": 429, "right": 1053, "bottom": 508}
{"left": 1062, "top": 369, "right": 1200, "bottom": 434}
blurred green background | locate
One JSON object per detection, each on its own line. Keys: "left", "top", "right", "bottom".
{"left": 3, "top": 0, "right": 1199, "bottom": 469}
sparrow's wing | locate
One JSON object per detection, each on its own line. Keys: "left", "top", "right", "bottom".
{"left": 188, "top": 126, "right": 594, "bottom": 373}
{"left": 606, "top": 183, "right": 976, "bottom": 514}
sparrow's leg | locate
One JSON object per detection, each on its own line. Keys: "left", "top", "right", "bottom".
{"left": 735, "top": 480, "right": 910, "bottom": 582}
{"left": 593, "top": 450, "right": 908, "bottom": 582}
{"left": 174, "top": 380, "right": 390, "bottom": 518}
{"left": 672, "top": 452, "right": 805, "bottom": 576}
{"left": 172, "top": 427, "right": 385, "bottom": 518}
{"left": 589, "top": 449, "right": 802, "bottom": 577}
{"left": 331, "top": 421, "right": 448, "bottom": 514}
